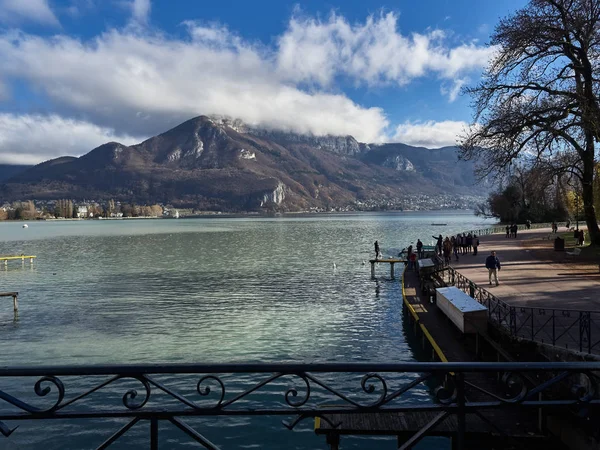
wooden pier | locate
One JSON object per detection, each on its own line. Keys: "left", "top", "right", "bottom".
{"left": 0, "top": 292, "right": 18, "bottom": 312}
{"left": 315, "top": 265, "right": 556, "bottom": 449}
{"left": 369, "top": 258, "right": 405, "bottom": 279}
{"left": 315, "top": 410, "right": 555, "bottom": 450}
{"left": 0, "top": 255, "right": 36, "bottom": 266}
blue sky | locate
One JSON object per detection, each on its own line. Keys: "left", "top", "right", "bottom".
{"left": 0, "top": 0, "right": 528, "bottom": 164}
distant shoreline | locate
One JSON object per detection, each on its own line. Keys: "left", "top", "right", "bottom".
{"left": 0, "top": 209, "right": 480, "bottom": 222}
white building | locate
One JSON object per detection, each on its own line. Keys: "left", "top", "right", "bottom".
{"left": 76, "top": 206, "right": 88, "bottom": 218}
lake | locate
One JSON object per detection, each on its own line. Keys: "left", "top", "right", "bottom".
{"left": 0, "top": 211, "right": 495, "bottom": 449}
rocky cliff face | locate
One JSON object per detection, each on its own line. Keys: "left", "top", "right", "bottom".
{"left": 382, "top": 155, "right": 415, "bottom": 172}
{"left": 209, "top": 115, "right": 362, "bottom": 156}
{"left": 1, "top": 115, "right": 483, "bottom": 210}
{"left": 260, "top": 182, "right": 286, "bottom": 206}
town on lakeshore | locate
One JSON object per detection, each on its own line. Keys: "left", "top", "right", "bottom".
{"left": 2, "top": 0, "right": 600, "bottom": 449}
{"left": 0, "top": 193, "right": 486, "bottom": 220}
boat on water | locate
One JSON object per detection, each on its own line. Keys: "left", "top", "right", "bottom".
{"left": 431, "top": 223, "right": 447, "bottom": 226}
{"left": 22, "top": 224, "right": 28, "bottom": 228}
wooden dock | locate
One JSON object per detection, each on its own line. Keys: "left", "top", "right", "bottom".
{"left": 369, "top": 258, "right": 405, "bottom": 279}
{"left": 0, "top": 292, "right": 18, "bottom": 312}
{"left": 0, "top": 255, "right": 36, "bottom": 266}
{"left": 315, "top": 266, "right": 555, "bottom": 449}
{"left": 315, "top": 410, "right": 555, "bottom": 450}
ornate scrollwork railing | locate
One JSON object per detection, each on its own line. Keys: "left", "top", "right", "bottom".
{"left": 1, "top": 362, "right": 600, "bottom": 449}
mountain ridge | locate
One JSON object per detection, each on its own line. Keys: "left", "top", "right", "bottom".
{"left": 0, "top": 115, "right": 485, "bottom": 211}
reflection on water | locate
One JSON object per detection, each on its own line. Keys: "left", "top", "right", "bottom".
{"left": 0, "top": 211, "right": 494, "bottom": 449}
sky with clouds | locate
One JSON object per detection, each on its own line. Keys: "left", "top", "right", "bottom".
{"left": 0, "top": 0, "right": 528, "bottom": 164}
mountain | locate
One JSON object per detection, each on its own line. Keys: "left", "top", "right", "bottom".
{"left": 0, "top": 116, "right": 485, "bottom": 211}
{"left": 0, "top": 164, "right": 32, "bottom": 183}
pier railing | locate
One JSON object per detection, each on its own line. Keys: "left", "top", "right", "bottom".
{"left": 1, "top": 362, "right": 600, "bottom": 449}
{"left": 435, "top": 267, "right": 600, "bottom": 354}
{"left": 467, "top": 222, "right": 566, "bottom": 237}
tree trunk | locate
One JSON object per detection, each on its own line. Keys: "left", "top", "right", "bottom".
{"left": 582, "top": 140, "right": 600, "bottom": 245}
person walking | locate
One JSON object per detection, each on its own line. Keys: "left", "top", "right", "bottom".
{"left": 453, "top": 235, "right": 460, "bottom": 261}
{"left": 416, "top": 239, "right": 423, "bottom": 258}
{"left": 374, "top": 241, "right": 380, "bottom": 260}
{"left": 505, "top": 225, "right": 510, "bottom": 238}
{"left": 443, "top": 237, "right": 452, "bottom": 265}
{"left": 472, "top": 235, "right": 479, "bottom": 256}
{"left": 485, "top": 251, "right": 501, "bottom": 286}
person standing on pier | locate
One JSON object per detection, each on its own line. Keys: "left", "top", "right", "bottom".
{"left": 432, "top": 234, "right": 443, "bottom": 256}
{"left": 416, "top": 239, "right": 423, "bottom": 258}
{"left": 452, "top": 235, "right": 460, "bottom": 261}
{"left": 485, "top": 251, "right": 501, "bottom": 286}
{"left": 442, "top": 237, "right": 452, "bottom": 265}
{"left": 505, "top": 225, "right": 510, "bottom": 238}
{"left": 374, "top": 241, "right": 380, "bottom": 260}
{"left": 472, "top": 235, "right": 479, "bottom": 256}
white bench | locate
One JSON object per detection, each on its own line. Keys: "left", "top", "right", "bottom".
{"left": 566, "top": 247, "right": 582, "bottom": 256}
{"left": 436, "top": 287, "right": 488, "bottom": 334}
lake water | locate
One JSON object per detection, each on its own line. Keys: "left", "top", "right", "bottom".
{"left": 0, "top": 211, "right": 495, "bottom": 449}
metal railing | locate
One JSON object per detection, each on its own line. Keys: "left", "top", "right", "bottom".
{"left": 1, "top": 362, "right": 600, "bottom": 449}
{"left": 466, "top": 222, "right": 566, "bottom": 237}
{"left": 434, "top": 266, "right": 600, "bottom": 354}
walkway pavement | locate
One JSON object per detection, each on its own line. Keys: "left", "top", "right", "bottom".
{"left": 450, "top": 227, "right": 600, "bottom": 311}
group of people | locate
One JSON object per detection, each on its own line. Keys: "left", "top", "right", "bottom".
{"left": 374, "top": 235, "right": 501, "bottom": 286}
{"left": 505, "top": 224, "right": 519, "bottom": 238}
{"left": 432, "top": 233, "right": 480, "bottom": 264}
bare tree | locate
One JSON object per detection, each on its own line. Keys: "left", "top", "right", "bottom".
{"left": 460, "top": 0, "right": 600, "bottom": 245}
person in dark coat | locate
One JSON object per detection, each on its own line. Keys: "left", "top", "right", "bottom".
{"left": 374, "top": 241, "right": 380, "bottom": 260}
{"left": 472, "top": 235, "right": 479, "bottom": 256}
{"left": 485, "top": 251, "right": 501, "bottom": 286}
{"left": 416, "top": 239, "right": 424, "bottom": 258}
{"left": 432, "top": 234, "right": 443, "bottom": 256}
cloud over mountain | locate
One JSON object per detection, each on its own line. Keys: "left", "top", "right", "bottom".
{"left": 0, "top": 3, "right": 492, "bottom": 164}
{"left": 0, "top": 114, "right": 140, "bottom": 165}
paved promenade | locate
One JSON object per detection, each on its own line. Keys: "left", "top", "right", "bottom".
{"left": 450, "top": 227, "right": 600, "bottom": 311}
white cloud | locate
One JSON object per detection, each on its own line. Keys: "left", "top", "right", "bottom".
{"left": 0, "top": 11, "right": 492, "bottom": 163}
{"left": 276, "top": 12, "right": 494, "bottom": 88}
{"left": 0, "top": 0, "right": 60, "bottom": 26}
{"left": 0, "top": 114, "right": 141, "bottom": 164}
{"left": 130, "top": 0, "right": 150, "bottom": 25}
{"left": 441, "top": 78, "right": 467, "bottom": 102}
{"left": 477, "top": 23, "right": 490, "bottom": 35}
{"left": 0, "top": 26, "right": 388, "bottom": 142}
{"left": 392, "top": 120, "right": 468, "bottom": 148}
